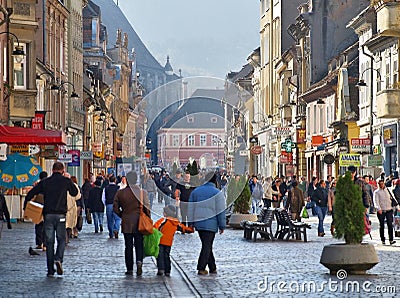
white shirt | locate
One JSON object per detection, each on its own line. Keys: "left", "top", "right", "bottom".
{"left": 373, "top": 187, "right": 392, "bottom": 212}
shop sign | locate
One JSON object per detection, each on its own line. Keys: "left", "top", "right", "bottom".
{"left": 350, "top": 138, "right": 370, "bottom": 153}
{"left": 383, "top": 124, "right": 397, "bottom": 147}
{"left": 40, "top": 145, "right": 58, "bottom": 158}
{"left": 339, "top": 153, "right": 361, "bottom": 167}
{"left": 250, "top": 145, "right": 263, "bottom": 155}
{"left": 296, "top": 129, "right": 306, "bottom": 144}
{"left": 274, "top": 127, "right": 292, "bottom": 136}
{"left": 373, "top": 145, "right": 382, "bottom": 155}
{"left": 0, "top": 144, "right": 7, "bottom": 161}
{"left": 367, "top": 155, "right": 383, "bottom": 167}
{"left": 323, "top": 153, "right": 335, "bottom": 164}
{"left": 10, "top": 145, "right": 29, "bottom": 155}
{"left": 279, "top": 151, "right": 293, "bottom": 164}
{"left": 31, "top": 112, "right": 45, "bottom": 130}
{"left": 312, "top": 135, "right": 324, "bottom": 146}
{"left": 80, "top": 151, "right": 93, "bottom": 160}
{"left": 58, "top": 153, "right": 73, "bottom": 163}
{"left": 67, "top": 150, "right": 80, "bottom": 167}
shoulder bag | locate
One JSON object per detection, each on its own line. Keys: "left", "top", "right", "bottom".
{"left": 138, "top": 189, "right": 154, "bottom": 235}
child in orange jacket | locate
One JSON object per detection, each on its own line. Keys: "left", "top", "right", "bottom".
{"left": 153, "top": 205, "right": 193, "bottom": 276}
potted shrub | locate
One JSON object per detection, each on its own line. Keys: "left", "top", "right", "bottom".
{"left": 227, "top": 175, "right": 257, "bottom": 228}
{"left": 320, "top": 171, "right": 379, "bottom": 274}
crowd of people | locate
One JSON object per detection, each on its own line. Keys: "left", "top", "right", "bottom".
{"left": 2, "top": 165, "right": 226, "bottom": 278}
{"left": 245, "top": 167, "right": 400, "bottom": 243}
{"left": 3, "top": 162, "right": 400, "bottom": 278}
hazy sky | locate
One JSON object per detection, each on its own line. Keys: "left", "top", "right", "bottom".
{"left": 117, "top": 0, "right": 260, "bottom": 79}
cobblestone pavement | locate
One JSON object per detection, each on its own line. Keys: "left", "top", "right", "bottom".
{"left": 0, "top": 200, "right": 399, "bottom": 297}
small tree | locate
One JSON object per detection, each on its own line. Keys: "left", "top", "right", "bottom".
{"left": 172, "top": 162, "right": 178, "bottom": 175}
{"left": 231, "top": 176, "right": 251, "bottom": 214}
{"left": 191, "top": 160, "right": 199, "bottom": 176}
{"left": 334, "top": 171, "right": 366, "bottom": 244}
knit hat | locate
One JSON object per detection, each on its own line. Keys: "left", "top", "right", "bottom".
{"left": 164, "top": 205, "right": 177, "bottom": 218}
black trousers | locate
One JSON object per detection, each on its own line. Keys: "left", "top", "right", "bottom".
{"left": 35, "top": 221, "right": 45, "bottom": 246}
{"left": 123, "top": 232, "right": 144, "bottom": 271}
{"left": 197, "top": 230, "right": 216, "bottom": 272}
{"left": 377, "top": 210, "right": 394, "bottom": 242}
{"left": 263, "top": 199, "right": 272, "bottom": 209}
{"left": 157, "top": 244, "right": 171, "bottom": 273}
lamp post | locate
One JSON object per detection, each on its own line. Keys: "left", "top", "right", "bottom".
{"left": 356, "top": 67, "right": 382, "bottom": 155}
{"left": 0, "top": 30, "right": 25, "bottom": 125}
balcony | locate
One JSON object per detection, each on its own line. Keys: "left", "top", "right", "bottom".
{"left": 376, "top": 88, "right": 400, "bottom": 118}
{"left": 373, "top": 0, "right": 400, "bottom": 36}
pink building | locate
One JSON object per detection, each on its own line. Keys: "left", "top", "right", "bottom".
{"left": 157, "top": 90, "right": 226, "bottom": 170}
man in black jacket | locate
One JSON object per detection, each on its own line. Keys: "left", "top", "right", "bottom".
{"left": 0, "top": 193, "right": 12, "bottom": 239}
{"left": 25, "top": 162, "right": 78, "bottom": 277}
{"left": 102, "top": 175, "right": 120, "bottom": 238}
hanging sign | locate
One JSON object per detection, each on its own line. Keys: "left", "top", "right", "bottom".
{"left": 339, "top": 153, "right": 361, "bottom": 167}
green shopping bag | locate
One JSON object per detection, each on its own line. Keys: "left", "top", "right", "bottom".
{"left": 143, "top": 228, "right": 163, "bottom": 257}
{"left": 301, "top": 207, "right": 309, "bottom": 219}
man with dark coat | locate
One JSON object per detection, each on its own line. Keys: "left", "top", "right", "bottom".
{"left": 0, "top": 192, "right": 12, "bottom": 239}
{"left": 87, "top": 179, "right": 104, "bottom": 233}
{"left": 24, "top": 162, "right": 78, "bottom": 277}
{"left": 102, "top": 175, "right": 120, "bottom": 238}
{"left": 113, "top": 171, "right": 150, "bottom": 276}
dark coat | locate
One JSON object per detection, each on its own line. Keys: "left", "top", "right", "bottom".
{"left": 311, "top": 186, "right": 328, "bottom": 207}
{"left": 285, "top": 186, "right": 305, "bottom": 213}
{"left": 87, "top": 186, "right": 104, "bottom": 213}
{"left": 113, "top": 185, "right": 150, "bottom": 234}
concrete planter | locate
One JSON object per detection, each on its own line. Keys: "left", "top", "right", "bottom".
{"left": 320, "top": 243, "right": 379, "bottom": 275}
{"left": 228, "top": 213, "right": 258, "bottom": 229}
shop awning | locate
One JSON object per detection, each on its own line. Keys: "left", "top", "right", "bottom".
{"left": 0, "top": 126, "right": 66, "bottom": 145}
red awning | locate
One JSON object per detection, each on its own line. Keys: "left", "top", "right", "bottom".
{"left": 0, "top": 126, "right": 66, "bottom": 145}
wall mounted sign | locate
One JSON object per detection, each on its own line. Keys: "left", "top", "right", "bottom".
{"left": 323, "top": 153, "right": 335, "bottom": 164}
{"left": 338, "top": 153, "right": 361, "bottom": 167}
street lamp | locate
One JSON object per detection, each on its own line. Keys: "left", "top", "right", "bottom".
{"left": 356, "top": 67, "right": 382, "bottom": 155}
{"left": 51, "top": 81, "right": 79, "bottom": 98}
{"left": 0, "top": 31, "right": 25, "bottom": 62}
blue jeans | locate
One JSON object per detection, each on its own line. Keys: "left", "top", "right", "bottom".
{"left": 44, "top": 214, "right": 66, "bottom": 275}
{"left": 315, "top": 206, "right": 328, "bottom": 233}
{"left": 92, "top": 212, "right": 104, "bottom": 232}
{"left": 164, "top": 194, "right": 171, "bottom": 207}
{"left": 251, "top": 197, "right": 262, "bottom": 214}
{"left": 106, "top": 204, "right": 121, "bottom": 237}
{"left": 148, "top": 192, "right": 155, "bottom": 209}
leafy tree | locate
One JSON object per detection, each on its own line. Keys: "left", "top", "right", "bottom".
{"left": 191, "top": 160, "right": 199, "bottom": 176}
{"left": 334, "top": 171, "right": 366, "bottom": 244}
{"left": 229, "top": 176, "right": 251, "bottom": 214}
{"left": 172, "top": 162, "right": 178, "bottom": 175}
{"left": 185, "top": 162, "right": 192, "bottom": 173}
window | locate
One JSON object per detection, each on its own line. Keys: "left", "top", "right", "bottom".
{"left": 200, "top": 134, "right": 206, "bottom": 146}
{"left": 212, "top": 135, "right": 219, "bottom": 146}
{"left": 263, "top": 25, "right": 270, "bottom": 65}
{"left": 313, "top": 105, "right": 317, "bottom": 134}
{"left": 172, "top": 135, "right": 179, "bottom": 147}
{"left": 13, "top": 42, "right": 27, "bottom": 90}
{"left": 393, "top": 59, "right": 398, "bottom": 88}
{"left": 188, "top": 135, "right": 194, "bottom": 146}
{"left": 386, "top": 60, "right": 390, "bottom": 88}
{"left": 211, "top": 117, "right": 217, "bottom": 123}
{"left": 187, "top": 116, "right": 194, "bottom": 123}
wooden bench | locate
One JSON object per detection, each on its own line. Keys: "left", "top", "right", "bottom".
{"left": 241, "top": 208, "right": 275, "bottom": 242}
{"left": 274, "top": 208, "right": 311, "bottom": 242}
